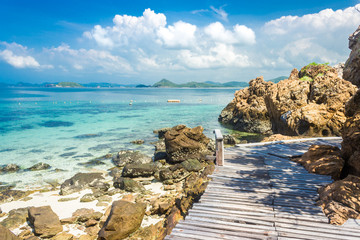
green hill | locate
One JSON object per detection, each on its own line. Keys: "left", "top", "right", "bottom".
{"left": 152, "top": 79, "right": 178, "bottom": 88}
{"left": 57, "top": 82, "right": 83, "bottom": 87}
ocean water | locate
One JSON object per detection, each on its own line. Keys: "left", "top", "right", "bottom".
{"left": 0, "top": 87, "right": 236, "bottom": 190}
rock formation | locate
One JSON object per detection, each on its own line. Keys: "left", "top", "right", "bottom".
{"left": 218, "top": 77, "right": 273, "bottom": 134}
{"left": 219, "top": 64, "right": 357, "bottom": 137}
{"left": 112, "top": 150, "right": 152, "bottom": 167}
{"left": 341, "top": 89, "right": 360, "bottom": 176}
{"left": 28, "top": 206, "right": 62, "bottom": 238}
{"left": 343, "top": 25, "right": 360, "bottom": 87}
{"left": 318, "top": 175, "right": 360, "bottom": 225}
{"left": 164, "top": 125, "right": 211, "bottom": 163}
{"left": 297, "top": 89, "right": 360, "bottom": 225}
{"left": 60, "top": 172, "right": 105, "bottom": 195}
{"left": 98, "top": 200, "right": 145, "bottom": 240}
{"left": 295, "top": 145, "right": 344, "bottom": 180}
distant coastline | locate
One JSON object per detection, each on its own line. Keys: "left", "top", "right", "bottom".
{"left": 0, "top": 76, "right": 287, "bottom": 89}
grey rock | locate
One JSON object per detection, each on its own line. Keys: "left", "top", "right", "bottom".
{"left": 0, "top": 164, "right": 20, "bottom": 174}
{"left": 113, "top": 177, "right": 145, "bottom": 192}
{"left": 112, "top": 150, "right": 151, "bottom": 167}
{"left": 27, "top": 162, "right": 51, "bottom": 171}
{"left": 122, "top": 163, "right": 156, "bottom": 178}
{"left": 60, "top": 172, "right": 104, "bottom": 195}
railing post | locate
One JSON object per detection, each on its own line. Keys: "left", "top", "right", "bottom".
{"left": 213, "top": 129, "right": 224, "bottom": 166}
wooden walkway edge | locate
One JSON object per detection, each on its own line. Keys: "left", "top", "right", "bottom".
{"left": 165, "top": 137, "right": 360, "bottom": 240}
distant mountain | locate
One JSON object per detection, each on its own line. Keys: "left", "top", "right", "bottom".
{"left": 266, "top": 76, "right": 288, "bottom": 83}
{"left": 136, "top": 84, "right": 151, "bottom": 88}
{"left": 152, "top": 79, "right": 248, "bottom": 88}
{"left": 57, "top": 82, "right": 83, "bottom": 87}
{"left": 153, "top": 79, "right": 178, "bottom": 88}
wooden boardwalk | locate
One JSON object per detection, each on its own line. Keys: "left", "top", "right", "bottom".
{"left": 165, "top": 137, "right": 360, "bottom": 240}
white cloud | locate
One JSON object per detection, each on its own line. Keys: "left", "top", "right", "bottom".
{"left": 84, "top": 8, "right": 166, "bottom": 48}
{"left": 0, "top": 49, "right": 40, "bottom": 68}
{"left": 157, "top": 21, "right": 197, "bottom": 48}
{"left": 49, "top": 44, "right": 133, "bottom": 74}
{"left": 179, "top": 43, "right": 250, "bottom": 69}
{"left": 261, "top": 4, "right": 360, "bottom": 68}
{"left": 210, "top": 6, "right": 228, "bottom": 22}
{"left": 0, "top": 42, "right": 53, "bottom": 69}
{"left": 204, "top": 22, "right": 256, "bottom": 45}
{"left": 264, "top": 5, "right": 360, "bottom": 35}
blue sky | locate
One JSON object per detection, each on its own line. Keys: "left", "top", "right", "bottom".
{"left": 0, "top": 0, "right": 359, "bottom": 84}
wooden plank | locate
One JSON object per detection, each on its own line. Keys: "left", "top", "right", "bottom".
{"left": 171, "top": 227, "right": 270, "bottom": 240}
{"left": 275, "top": 222, "right": 360, "bottom": 237}
{"left": 188, "top": 211, "right": 275, "bottom": 226}
{"left": 276, "top": 226, "right": 359, "bottom": 240}
{"left": 177, "top": 219, "right": 277, "bottom": 236}
{"left": 192, "top": 202, "right": 274, "bottom": 214}
{"left": 191, "top": 205, "right": 275, "bottom": 218}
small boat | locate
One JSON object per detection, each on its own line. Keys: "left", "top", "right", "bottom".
{"left": 167, "top": 99, "right": 181, "bottom": 103}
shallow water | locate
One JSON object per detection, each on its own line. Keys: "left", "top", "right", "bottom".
{"left": 0, "top": 87, "right": 236, "bottom": 190}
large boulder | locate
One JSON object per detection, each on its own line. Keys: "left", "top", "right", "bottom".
{"left": 28, "top": 206, "right": 62, "bottom": 238}
{"left": 60, "top": 172, "right": 105, "bottom": 195}
{"left": 218, "top": 77, "right": 273, "bottom": 134}
{"left": 265, "top": 64, "right": 357, "bottom": 136}
{"left": 318, "top": 175, "right": 360, "bottom": 225}
{"left": 341, "top": 89, "right": 360, "bottom": 176}
{"left": 121, "top": 163, "right": 156, "bottom": 178}
{"left": 113, "top": 177, "right": 145, "bottom": 192}
{"left": 164, "top": 125, "right": 211, "bottom": 163}
{"left": 98, "top": 200, "right": 145, "bottom": 240}
{"left": 112, "top": 150, "right": 152, "bottom": 167}
{"left": 295, "top": 145, "right": 344, "bottom": 180}
{"left": 1, "top": 207, "right": 28, "bottom": 229}
{"left": 0, "top": 225, "right": 20, "bottom": 240}
{"left": 343, "top": 25, "right": 360, "bottom": 87}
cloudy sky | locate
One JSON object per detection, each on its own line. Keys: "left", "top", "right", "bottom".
{"left": 0, "top": 0, "right": 359, "bottom": 84}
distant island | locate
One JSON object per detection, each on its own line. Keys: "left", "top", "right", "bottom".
{"left": 0, "top": 76, "right": 288, "bottom": 89}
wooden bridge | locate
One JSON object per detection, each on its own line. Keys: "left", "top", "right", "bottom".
{"left": 165, "top": 135, "right": 360, "bottom": 240}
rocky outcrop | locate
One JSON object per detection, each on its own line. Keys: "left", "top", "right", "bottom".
{"left": 266, "top": 64, "right": 357, "bottom": 136}
{"left": 164, "top": 125, "right": 211, "bottom": 163}
{"left": 219, "top": 77, "right": 273, "bottom": 134}
{"left": 98, "top": 200, "right": 145, "bottom": 240}
{"left": 219, "top": 64, "right": 357, "bottom": 137}
{"left": 341, "top": 89, "right": 360, "bottom": 176}
{"left": 60, "top": 172, "right": 104, "bottom": 195}
{"left": 301, "top": 89, "right": 360, "bottom": 224}
{"left": 295, "top": 145, "right": 344, "bottom": 180}
{"left": 343, "top": 25, "right": 360, "bottom": 87}
{"left": 28, "top": 206, "right": 62, "bottom": 238}
{"left": 112, "top": 150, "right": 152, "bottom": 167}
{"left": 318, "top": 175, "right": 360, "bottom": 225}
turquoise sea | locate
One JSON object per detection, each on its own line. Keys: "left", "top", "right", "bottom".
{"left": 0, "top": 87, "right": 236, "bottom": 190}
